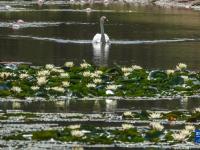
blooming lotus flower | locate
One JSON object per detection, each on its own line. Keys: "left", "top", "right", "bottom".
{"left": 94, "top": 70, "right": 103, "bottom": 75}
{"left": 194, "top": 108, "right": 200, "bottom": 113}
{"left": 71, "top": 130, "right": 84, "bottom": 137}
{"left": 122, "top": 124, "right": 134, "bottom": 130}
{"left": 64, "top": 61, "right": 74, "bottom": 68}
{"left": 60, "top": 73, "right": 69, "bottom": 78}
{"left": 68, "top": 124, "right": 81, "bottom": 130}
{"left": 149, "top": 122, "right": 164, "bottom": 131}
{"left": 176, "top": 63, "right": 187, "bottom": 71}
{"left": 123, "top": 111, "right": 133, "bottom": 117}
{"left": 172, "top": 133, "right": 186, "bottom": 142}
{"left": 83, "top": 71, "right": 91, "bottom": 77}
{"left": 106, "top": 90, "right": 114, "bottom": 95}
{"left": 51, "top": 68, "right": 64, "bottom": 73}
{"left": 11, "top": 86, "right": 22, "bottom": 93}
{"left": 181, "top": 75, "right": 189, "bottom": 82}
{"left": 0, "top": 72, "right": 15, "bottom": 79}
{"left": 80, "top": 60, "right": 91, "bottom": 69}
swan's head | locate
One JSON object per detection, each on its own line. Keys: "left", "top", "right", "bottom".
{"left": 100, "top": 16, "right": 108, "bottom": 23}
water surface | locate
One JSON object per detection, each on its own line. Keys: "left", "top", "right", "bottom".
{"left": 0, "top": 1, "right": 200, "bottom": 69}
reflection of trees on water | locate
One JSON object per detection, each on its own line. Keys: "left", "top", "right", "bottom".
{"left": 92, "top": 43, "right": 110, "bottom": 66}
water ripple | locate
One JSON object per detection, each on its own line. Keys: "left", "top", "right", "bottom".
{"left": 7, "top": 35, "right": 198, "bottom": 45}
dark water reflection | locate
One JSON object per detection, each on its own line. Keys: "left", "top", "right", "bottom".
{"left": 0, "top": 97, "right": 200, "bottom": 113}
{"left": 0, "top": 2, "right": 200, "bottom": 69}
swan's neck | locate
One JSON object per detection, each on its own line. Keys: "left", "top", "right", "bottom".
{"left": 100, "top": 20, "right": 106, "bottom": 43}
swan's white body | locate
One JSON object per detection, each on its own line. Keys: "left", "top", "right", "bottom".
{"left": 92, "top": 33, "right": 109, "bottom": 43}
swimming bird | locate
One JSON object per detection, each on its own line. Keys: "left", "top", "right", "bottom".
{"left": 12, "top": 19, "right": 24, "bottom": 30}
{"left": 92, "top": 16, "right": 109, "bottom": 44}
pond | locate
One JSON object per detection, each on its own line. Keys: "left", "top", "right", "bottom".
{"left": 0, "top": 1, "right": 200, "bottom": 70}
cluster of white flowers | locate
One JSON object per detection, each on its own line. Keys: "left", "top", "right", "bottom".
{"left": 93, "top": 78, "right": 102, "bottom": 84}
{"left": 82, "top": 71, "right": 100, "bottom": 78}
{"left": 166, "top": 69, "right": 175, "bottom": 75}
{"left": 122, "top": 124, "right": 134, "bottom": 130}
{"left": 64, "top": 61, "right": 74, "bottom": 68}
{"left": 123, "top": 111, "right": 133, "bottom": 117}
{"left": 80, "top": 61, "right": 91, "bottom": 69}
{"left": 86, "top": 83, "right": 96, "bottom": 88}
{"left": 176, "top": 63, "right": 187, "bottom": 71}
{"left": 51, "top": 87, "right": 65, "bottom": 93}
{"left": 181, "top": 75, "right": 189, "bottom": 82}
{"left": 124, "top": 72, "right": 131, "bottom": 77}
{"left": 149, "top": 112, "right": 162, "bottom": 119}
{"left": 106, "top": 85, "right": 118, "bottom": 91}
{"left": 94, "top": 70, "right": 103, "bottom": 75}
{"left": 37, "top": 70, "right": 50, "bottom": 77}
{"left": 149, "top": 122, "right": 164, "bottom": 131}
{"left": 60, "top": 73, "right": 69, "bottom": 78}
{"left": 71, "top": 130, "right": 84, "bottom": 137}
{"left": 11, "top": 86, "right": 22, "bottom": 93}
{"left": 31, "top": 86, "right": 40, "bottom": 91}
{"left": 172, "top": 125, "right": 195, "bottom": 142}
{"left": 132, "top": 65, "right": 142, "bottom": 70}
{"left": 19, "top": 73, "right": 29, "bottom": 79}
{"left": 62, "top": 81, "right": 70, "bottom": 87}
{"left": 45, "top": 64, "right": 55, "bottom": 70}
{"left": 68, "top": 124, "right": 81, "bottom": 130}
{"left": 37, "top": 77, "right": 48, "bottom": 86}
{"left": 0, "top": 72, "right": 15, "bottom": 79}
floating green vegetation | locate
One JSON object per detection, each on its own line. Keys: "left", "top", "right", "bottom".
{"left": 3, "top": 123, "right": 195, "bottom": 144}
{"left": 0, "top": 113, "right": 37, "bottom": 120}
{"left": 0, "top": 62, "right": 199, "bottom": 99}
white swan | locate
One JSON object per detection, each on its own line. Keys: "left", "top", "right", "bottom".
{"left": 92, "top": 16, "right": 110, "bottom": 44}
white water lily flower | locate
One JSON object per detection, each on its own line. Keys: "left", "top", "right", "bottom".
{"left": 176, "top": 63, "right": 187, "bottom": 71}
{"left": 172, "top": 132, "right": 186, "bottom": 142}
{"left": 80, "top": 61, "right": 91, "bottom": 69}
{"left": 45, "top": 64, "right": 54, "bottom": 70}
{"left": 90, "top": 72, "right": 100, "bottom": 78}
{"left": 185, "top": 125, "right": 195, "bottom": 132}
{"left": 19, "top": 73, "right": 29, "bottom": 79}
{"left": 51, "top": 87, "right": 65, "bottom": 93}
{"left": 194, "top": 108, "right": 200, "bottom": 113}
{"left": 51, "top": 68, "right": 64, "bottom": 73}
{"left": 86, "top": 83, "right": 96, "bottom": 88}
{"left": 106, "top": 90, "right": 114, "bottom": 95}
{"left": 132, "top": 65, "right": 142, "bottom": 70}
{"left": 11, "top": 86, "right": 22, "bottom": 93}
{"left": 37, "top": 77, "right": 48, "bottom": 86}
{"left": 68, "top": 124, "right": 81, "bottom": 130}
{"left": 60, "top": 73, "right": 69, "bottom": 78}
{"left": 181, "top": 76, "right": 189, "bottom": 82}
{"left": 0, "top": 72, "right": 15, "bottom": 79}
{"left": 149, "top": 122, "right": 164, "bottom": 131}
{"left": 94, "top": 70, "right": 103, "bottom": 75}
{"left": 123, "top": 111, "right": 133, "bottom": 117}
{"left": 37, "top": 70, "right": 50, "bottom": 77}
{"left": 93, "top": 78, "right": 102, "bottom": 84}
{"left": 181, "top": 129, "right": 191, "bottom": 136}
{"left": 64, "top": 61, "right": 74, "bottom": 68}
{"left": 106, "top": 85, "right": 118, "bottom": 91}
{"left": 166, "top": 69, "right": 175, "bottom": 75}
{"left": 121, "top": 67, "right": 133, "bottom": 73}
{"left": 124, "top": 72, "right": 131, "bottom": 77}
{"left": 62, "top": 81, "right": 70, "bottom": 87}
{"left": 71, "top": 130, "right": 84, "bottom": 137}
{"left": 122, "top": 124, "right": 134, "bottom": 130}
{"left": 31, "top": 86, "right": 40, "bottom": 91}
{"left": 83, "top": 71, "right": 91, "bottom": 77}
{"left": 149, "top": 112, "right": 162, "bottom": 119}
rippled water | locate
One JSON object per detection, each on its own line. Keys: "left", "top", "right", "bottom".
{"left": 0, "top": 1, "right": 200, "bottom": 69}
